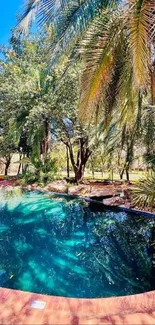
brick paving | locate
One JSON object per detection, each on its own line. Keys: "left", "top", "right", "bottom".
{"left": 0, "top": 288, "right": 155, "bottom": 324}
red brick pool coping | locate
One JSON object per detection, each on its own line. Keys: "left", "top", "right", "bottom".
{"left": 0, "top": 288, "right": 155, "bottom": 324}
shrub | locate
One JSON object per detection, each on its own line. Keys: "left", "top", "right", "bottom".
{"left": 20, "top": 155, "right": 58, "bottom": 185}
{"left": 132, "top": 172, "right": 155, "bottom": 208}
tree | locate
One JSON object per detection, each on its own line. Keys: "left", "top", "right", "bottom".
{"left": 0, "top": 33, "right": 96, "bottom": 182}
{"left": 0, "top": 33, "right": 56, "bottom": 171}
{"left": 0, "top": 121, "right": 18, "bottom": 175}
{"left": 50, "top": 69, "right": 95, "bottom": 183}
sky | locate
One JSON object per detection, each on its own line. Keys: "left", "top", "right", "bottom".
{"left": 0, "top": 0, "right": 23, "bottom": 45}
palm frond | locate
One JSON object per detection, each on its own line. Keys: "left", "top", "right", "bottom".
{"left": 117, "top": 62, "right": 137, "bottom": 129}
{"left": 103, "top": 50, "right": 125, "bottom": 130}
{"left": 128, "top": 0, "right": 154, "bottom": 89}
{"left": 15, "top": 0, "right": 119, "bottom": 64}
{"left": 78, "top": 9, "right": 124, "bottom": 120}
{"left": 16, "top": 0, "right": 41, "bottom": 34}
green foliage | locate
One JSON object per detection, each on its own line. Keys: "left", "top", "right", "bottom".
{"left": 0, "top": 12, "right": 154, "bottom": 196}
{"left": 21, "top": 155, "right": 58, "bottom": 185}
{"left": 132, "top": 173, "right": 155, "bottom": 208}
{"left": 21, "top": 171, "right": 39, "bottom": 185}
{"left": 0, "top": 127, "right": 17, "bottom": 159}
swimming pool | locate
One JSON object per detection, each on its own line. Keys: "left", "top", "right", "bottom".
{"left": 0, "top": 189, "right": 155, "bottom": 298}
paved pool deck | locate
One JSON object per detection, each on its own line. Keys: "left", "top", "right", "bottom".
{"left": 0, "top": 288, "right": 155, "bottom": 324}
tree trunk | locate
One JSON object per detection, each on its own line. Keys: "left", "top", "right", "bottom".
{"left": 66, "top": 145, "right": 70, "bottom": 178}
{"left": 74, "top": 164, "right": 85, "bottom": 184}
{"left": 5, "top": 157, "right": 11, "bottom": 176}
{"left": 40, "top": 119, "right": 50, "bottom": 158}
{"left": 17, "top": 154, "right": 22, "bottom": 175}
{"left": 125, "top": 137, "right": 133, "bottom": 183}
{"left": 101, "top": 156, "right": 104, "bottom": 178}
{"left": 44, "top": 119, "right": 50, "bottom": 154}
{"left": 17, "top": 162, "right": 22, "bottom": 175}
{"left": 111, "top": 169, "right": 114, "bottom": 183}
{"left": 22, "top": 154, "right": 26, "bottom": 173}
{"left": 90, "top": 156, "right": 95, "bottom": 179}
{"left": 126, "top": 168, "right": 130, "bottom": 182}
{"left": 5, "top": 165, "right": 8, "bottom": 176}
{"left": 67, "top": 137, "right": 92, "bottom": 184}
{"left": 120, "top": 169, "right": 124, "bottom": 180}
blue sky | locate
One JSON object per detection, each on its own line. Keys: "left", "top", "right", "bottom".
{"left": 0, "top": 0, "right": 23, "bottom": 44}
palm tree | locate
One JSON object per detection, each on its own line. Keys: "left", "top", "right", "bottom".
{"left": 79, "top": 0, "right": 155, "bottom": 121}
{"left": 16, "top": 1, "right": 155, "bottom": 123}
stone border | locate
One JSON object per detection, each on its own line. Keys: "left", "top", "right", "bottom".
{"left": 35, "top": 189, "right": 155, "bottom": 218}
{"left": 1, "top": 182, "right": 155, "bottom": 217}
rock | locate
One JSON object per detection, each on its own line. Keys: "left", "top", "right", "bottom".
{"left": 31, "top": 184, "right": 39, "bottom": 190}
{"left": 47, "top": 180, "right": 68, "bottom": 193}
{"left": 68, "top": 185, "right": 89, "bottom": 196}
{"left": 89, "top": 190, "right": 114, "bottom": 199}
{"left": 119, "top": 202, "right": 131, "bottom": 208}
{"left": 120, "top": 189, "right": 130, "bottom": 199}
{"left": 116, "top": 189, "right": 130, "bottom": 199}
{"left": 103, "top": 196, "right": 125, "bottom": 206}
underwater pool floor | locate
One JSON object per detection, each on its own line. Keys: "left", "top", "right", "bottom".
{"left": 0, "top": 287, "right": 155, "bottom": 324}
{"left": 1, "top": 185, "right": 155, "bottom": 323}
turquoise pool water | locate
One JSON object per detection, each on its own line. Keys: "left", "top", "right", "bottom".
{"left": 0, "top": 189, "right": 155, "bottom": 298}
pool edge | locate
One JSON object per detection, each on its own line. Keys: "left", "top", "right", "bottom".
{"left": 0, "top": 286, "right": 155, "bottom": 324}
